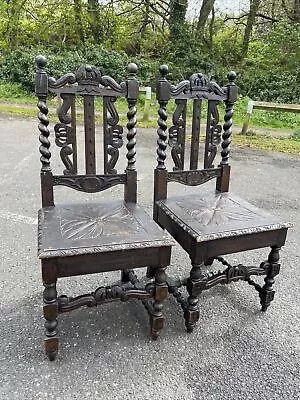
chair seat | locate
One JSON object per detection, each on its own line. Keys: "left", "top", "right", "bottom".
{"left": 38, "top": 200, "right": 173, "bottom": 259}
{"left": 156, "top": 192, "right": 291, "bottom": 258}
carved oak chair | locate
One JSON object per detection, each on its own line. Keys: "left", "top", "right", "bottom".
{"left": 152, "top": 65, "right": 291, "bottom": 332}
{"left": 35, "top": 56, "right": 173, "bottom": 360}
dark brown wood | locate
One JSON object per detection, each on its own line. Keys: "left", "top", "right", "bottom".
{"left": 124, "top": 170, "right": 137, "bottom": 203}
{"left": 154, "top": 65, "right": 291, "bottom": 333}
{"left": 35, "top": 57, "right": 174, "bottom": 360}
{"left": 204, "top": 100, "right": 222, "bottom": 169}
{"left": 54, "top": 93, "right": 77, "bottom": 175}
{"left": 83, "top": 95, "right": 96, "bottom": 174}
{"left": 260, "top": 246, "right": 281, "bottom": 311}
{"left": 169, "top": 99, "right": 187, "bottom": 170}
{"left": 103, "top": 96, "right": 124, "bottom": 174}
{"left": 52, "top": 174, "right": 126, "bottom": 192}
{"left": 216, "top": 164, "right": 231, "bottom": 192}
{"left": 190, "top": 99, "right": 201, "bottom": 170}
{"left": 71, "top": 89, "right": 78, "bottom": 174}
{"left": 41, "top": 172, "right": 54, "bottom": 207}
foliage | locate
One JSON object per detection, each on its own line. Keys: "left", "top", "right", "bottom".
{"left": 0, "top": 45, "right": 159, "bottom": 90}
{"left": 0, "top": 1, "right": 298, "bottom": 104}
{"left": 238, "top": 23, "right": 300, "bottom": 103}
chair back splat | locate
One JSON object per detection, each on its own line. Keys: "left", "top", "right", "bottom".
{"left": 154, "top": 65, "right": 238, "bottom": 219}
{"left": 35, "top": 56, "right": 173, "bottom": 360}
{"left": 153, "top": 64, "right": 291, "bottom": 333}
{"left": 36, "top": 56, "right": 139, "bottom": 207}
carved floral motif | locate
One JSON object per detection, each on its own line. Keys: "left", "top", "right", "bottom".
{"left": 176, "top": 195, "right": 256, "bottom": 226}
{"left": 59, "top": 203, "right": 144, "bottom": 240}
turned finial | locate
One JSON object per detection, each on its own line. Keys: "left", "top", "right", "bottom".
{"left": 128, "top": 63, "right": 138, "bottom": 75}
{"left": 159, "top": 65, "right": 168, "bottom": 77}
{"left": 36, "top": 55, "right": 47, "bottom": 69}
{"left": 227, "top": 71, "right": 236, "bottom": 83}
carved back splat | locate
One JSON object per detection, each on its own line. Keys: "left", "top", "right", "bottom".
{"left": 35, "top": 56, "right": 139, "bottom": 206}
{"left": 154, "top": 65, "right": 238, "bottom": 207}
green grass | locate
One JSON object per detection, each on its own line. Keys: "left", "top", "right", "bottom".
{"left": 233, "top": 96, "right": 300, "bottom": 130}
{"left": 233, "top": 132, "right": 300, "bottom": 155}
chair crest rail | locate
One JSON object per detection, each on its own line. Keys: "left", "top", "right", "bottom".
{"left": 48, "top": 64, "right": 127, "bottom": 97}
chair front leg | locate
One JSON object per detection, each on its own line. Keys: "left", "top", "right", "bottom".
{"left": 260, "top": 246, "right": 281, "bottom": 312}
{"left": 185, "top": 262, "right": 206, "bottom": 333}
{"left": 150, "top": 267, "right": 168, "bottom": 339}
{"left": 43, "top": 281, "right": 59, "bottom": 361}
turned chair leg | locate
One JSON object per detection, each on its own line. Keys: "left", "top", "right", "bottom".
{"left": 184, "top": 262, "right": 204, "bottom": 333}
{"left": 43, "top": 281, "right": 59, "bottom": 361}
{"left": 150, "top": 267, "right": 168, "bottom": 339}
{"left": 260, "top": 246, "right": 281, "bottom": 312}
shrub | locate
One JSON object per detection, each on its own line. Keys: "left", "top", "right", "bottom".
{"left": 0, "top": 45, "right": 157, "bottom": 91}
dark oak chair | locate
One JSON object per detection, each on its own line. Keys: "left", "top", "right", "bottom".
{"left": 35, "top": 56, "right": 173, "bottom": 360}
{"left": 152, "top": 65, "right": 292, "bottom": 332}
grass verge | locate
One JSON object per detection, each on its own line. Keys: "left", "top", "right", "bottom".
{"left": 233, "top": 133, "right": 300, "bottom": 155}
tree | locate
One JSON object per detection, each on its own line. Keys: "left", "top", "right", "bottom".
{"left": 196, "top": 0, "right": 216, "bottom": 41}
{"left": 169, "top": 0, "right": 188, "bottom": 42}
{"left": 74, "top": 0, "right": 85, "bottom": 43}
{"left": 241, "top": 0, "right": 261, "bottom": 59}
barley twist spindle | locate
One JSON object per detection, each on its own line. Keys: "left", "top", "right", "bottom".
{"left": 156, "top": 65, "right": 170, "bottom": 170}
{"left": 220, "top": 71, "right": 237, "bottom": 165}
{"left": 36, "top": 55, "right": 51, "bottom": 172}
{"left": 126, "top": 63, "right": 138, "bottom": 171}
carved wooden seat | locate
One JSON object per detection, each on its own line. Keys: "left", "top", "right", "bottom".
{"left": 35, "top": 56, "right": 173, "bottom": 360}
{"left": 152, "top": 65, "right": 291, "bottom": 332}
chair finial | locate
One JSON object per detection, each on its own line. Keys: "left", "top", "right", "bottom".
{"left": 36, "top": 55, "right": 47, "bottom": 69}
{"left": 159, "top": 65, "right": 168, "bottom": 77}
{"left": 128, "top": 63, "right": 138, "bottom": 75}
{"left": 227, "top": 71, "right": 236, "bottom": 83}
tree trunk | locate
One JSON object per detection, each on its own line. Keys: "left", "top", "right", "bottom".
{"left": 196, "top": 0, "right": 216, "bottom": 41}
{"left": 169, "top": 0, "right": 188, "bottom": 42}
{"left": 87, "top": 0, "right": 102, "bottom": 42}
{"left": 241, "top": 0, "right": 261, "bottom": 60}
{"left": 74, "top": 0, "right": 85, "bottom": 43}
{"left": 293, "top": 0, "right": 300, "bottom": 22}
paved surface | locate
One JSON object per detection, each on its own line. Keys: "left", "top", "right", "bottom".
{"left": 0, "top": 117, "right": 299, "bottom": 400}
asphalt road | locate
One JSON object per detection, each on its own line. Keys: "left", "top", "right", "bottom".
{"left": 0, "top": 117, "right": 299, "bottom": 400}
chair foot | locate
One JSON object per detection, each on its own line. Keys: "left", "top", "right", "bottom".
{"left": 259, "top": 246, "right": 281, "bottom": 312}
{"left": 260, "top": 288, "right": 276, "bottom": 312}
{"left": 43, "top": 282, "right": 59, "bottom": 361}
{"left": 150, "top": 313, "right": 165, "bottom": 340}
{"left": 45, "top": 337, "right": 59, "bottom": 361}
{"left": 184, "top": 299, "right": 200, "bottom": 333}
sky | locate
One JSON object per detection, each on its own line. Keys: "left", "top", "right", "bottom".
{"left": 188, "top": 0, "right": 249, "bottom": 19}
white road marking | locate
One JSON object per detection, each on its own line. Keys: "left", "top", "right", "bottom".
{"left": 0, "top": 211, "right": 37, "bottom": 225}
